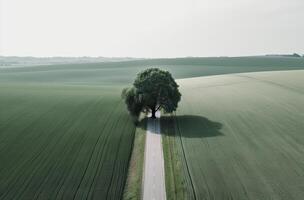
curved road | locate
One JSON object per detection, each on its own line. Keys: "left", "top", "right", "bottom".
{"left": 142, "top": 111, "right": 166, "bottom": 200}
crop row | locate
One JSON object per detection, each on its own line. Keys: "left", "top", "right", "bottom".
{"left": 0, "top": 84, "right": 135, "bottom": 199}
{"left": 164, "top": 71, "right": 304, "bottom": 199}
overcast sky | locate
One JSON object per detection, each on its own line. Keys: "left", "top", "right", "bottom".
{"left": 1, "top": 0, "right": 303, "bottom": 57}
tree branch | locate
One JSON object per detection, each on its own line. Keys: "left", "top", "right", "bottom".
{"left": 155, "top": 105, "right": 161, "bottom": 111}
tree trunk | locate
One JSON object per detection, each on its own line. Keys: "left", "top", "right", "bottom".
{"left": 151, "top": 108, "right": 156, "bottom": 119}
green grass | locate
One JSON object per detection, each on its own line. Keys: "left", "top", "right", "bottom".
{"left": 162, "top": 116, "right": 195, "bottom": 200}
{"left": 163, "top": 70, "right": 304, "bottom": 199}
{"left": 123, "top": 117, "right": 147, "bottom": 200}
{"left": 1, "top": 56, "right": 304, "bottom": 199}
{"left": 0, "top": 84, "right": 135, "bottom": 199}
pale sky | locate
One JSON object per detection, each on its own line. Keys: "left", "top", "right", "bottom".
{"left": 1, "top": 0, "right": 303, "bottom": 57}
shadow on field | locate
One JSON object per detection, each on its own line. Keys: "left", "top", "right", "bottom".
{"left": 138, "top": 115, "right": 223, "bottom": 138}
{"left": 171, "top": 115, "right": 223, "bottom": 138}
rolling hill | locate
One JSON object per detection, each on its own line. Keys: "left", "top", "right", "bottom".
{"left": 1, "top": 56, "right": 304, "bottom": 199}
{"left": 163, "top": 70, "right": 304, "bottom": 200}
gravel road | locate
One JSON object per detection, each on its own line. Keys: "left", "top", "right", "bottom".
{"left": 142, "top": 111, "right": 166, "bottom": 200}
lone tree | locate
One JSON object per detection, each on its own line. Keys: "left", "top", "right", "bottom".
{"left": 122, "top": 68, "right": 181, "bottom": 120}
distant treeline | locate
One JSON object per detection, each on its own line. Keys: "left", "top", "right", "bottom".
{"left": 0, "top": 56, "right": 140, "bottom": 67}
{"left": 265, "top": 53, "right": 303, "bottom": 58}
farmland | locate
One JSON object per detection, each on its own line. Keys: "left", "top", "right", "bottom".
{"left": 0, "top": 84, "right": 135, "bottom": 199}
{"left": 2, "top": 56, "right": 304, "bottom": 85}
{"left": 163, "top": 70, "right": 304, "bottom": 199}
{"left": 1, "top": 56, "right": 304, "bottom": 199}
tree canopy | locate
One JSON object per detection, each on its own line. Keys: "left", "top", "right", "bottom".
{"left": 122, "top": 68, "right": 181, "bottom": 120}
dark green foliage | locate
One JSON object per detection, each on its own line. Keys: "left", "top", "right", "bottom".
{"left": 122, "top": 68, "right": 181, "bottom": 119}
{"left": 121, "top": 87, "right": 143, "bottom": 123}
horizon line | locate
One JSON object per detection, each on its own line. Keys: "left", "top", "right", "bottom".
{"left": 1, "top": 53, "right": 303, "bottom": 59}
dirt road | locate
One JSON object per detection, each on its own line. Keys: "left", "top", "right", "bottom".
{"left": 142, "top": 111, "right": 166, "bottom": 200}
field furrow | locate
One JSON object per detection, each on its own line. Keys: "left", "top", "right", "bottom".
{"left": 0, "top": 84, "right": 135, "bottom": 199}
{"left": 163, "top": 70, "right": 304, "bottom": 200}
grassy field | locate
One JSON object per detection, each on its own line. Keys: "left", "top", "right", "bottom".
{"left": 162, "top": 116, "right": 196, "bottom": 200}
{"left": 123, "top": 117, "right": 147, "bottom": 200}
{"left": 0, "top": 56, "right": 304, "bottom": 199}
{"left": 0, "top": 84, "right": 135, "bottom": 199}
{"left": 163, "top": 70, "right": 304, "bottom": 200}
{"left": 1, "top": 56, "right": 304, "bottom": 85}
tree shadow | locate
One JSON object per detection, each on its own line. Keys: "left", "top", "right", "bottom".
{"left": 138, "top": 115, "right": 224, "bottom": 138}
{"left": 137, "top": 117, "right": 148, "bottom": 130}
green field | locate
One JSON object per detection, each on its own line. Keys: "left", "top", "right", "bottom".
{"left": 2, "top": 56, "right": 304, "bottom": 85}
{"left": 0, "top": 84, "right": 136, "bottom": 199}
{"left": 163, "top": 70, "right": 304, "bottom": 200}
{"left": 1, "top": 56, "right": 304, "bottom": 199}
